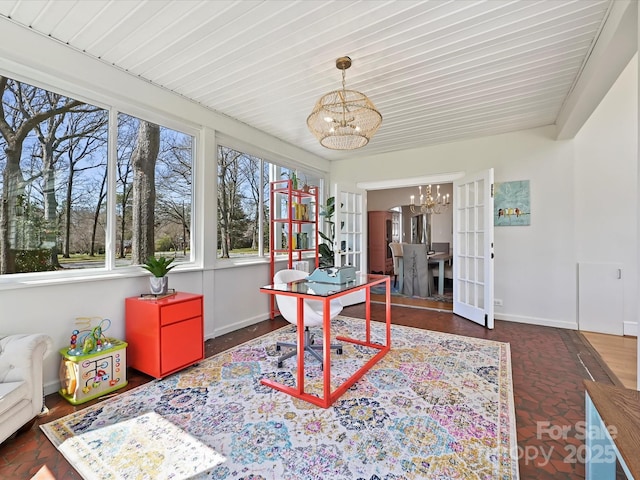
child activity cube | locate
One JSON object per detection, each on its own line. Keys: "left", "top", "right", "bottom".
{"left": 59, "top": 338, "right": 127, "bottom": 405}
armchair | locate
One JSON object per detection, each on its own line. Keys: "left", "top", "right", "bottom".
{"left": 0, "top": 333, "right": 53, "bottom": 444}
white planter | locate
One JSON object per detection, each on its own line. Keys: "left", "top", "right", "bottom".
{"left": 149, "top": 276, "right": 168, "bottom": 295}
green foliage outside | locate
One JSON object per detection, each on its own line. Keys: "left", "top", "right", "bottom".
{"left": 14, "top": 249, "right": 57, "bottom": 273}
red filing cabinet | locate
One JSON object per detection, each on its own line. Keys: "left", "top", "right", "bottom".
{"left": 125, "top": 292, "right": 204, "bottom": 378}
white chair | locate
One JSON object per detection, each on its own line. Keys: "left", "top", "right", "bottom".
{"left": 273, "top": 269, "right": 343, "bottom": 369}
{"left": 388, "top": 242, "right": 404, "bottom": 291}
{"left": 0, "top": 333, "right": 53, "bottom": 444}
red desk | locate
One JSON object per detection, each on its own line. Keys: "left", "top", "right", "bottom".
{"left": 260, "top": 274, "right": 391, "bottom": 408}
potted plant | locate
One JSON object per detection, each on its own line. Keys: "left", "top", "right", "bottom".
{"left": 281, "top": 170, "right": 298, "bottom": 190}
{"left": 142, "top": 256, "right": 176, "bottom": 295}
{"left": 319, "top": 196, "right": 341, "bottom": 267}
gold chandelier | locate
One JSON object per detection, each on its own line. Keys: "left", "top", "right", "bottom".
{"left": 307, "top": 56, "right": 382, "bottom": 150}
{"left": 410, "top": 185, "right": 450, "bottom": 215}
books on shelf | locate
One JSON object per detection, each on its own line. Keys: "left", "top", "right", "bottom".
{"left": 291, "top": 202, "right": 309, "bottom": 221}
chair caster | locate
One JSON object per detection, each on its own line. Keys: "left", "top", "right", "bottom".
{"left": 277, "top": 361, "right": 283, "bottom": 368}
{"left": 336, "top": 349, "right": 343, "bottom": 355}
{"left": 276, "top": 345, "right": 281, "bottom": 351}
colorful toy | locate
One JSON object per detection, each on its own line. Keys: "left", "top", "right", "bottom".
{"left": 67, "top": 317, "right": 113, "bottom": 356}
{"left": 59, "top": 317, "right": 127, "bottom": 405}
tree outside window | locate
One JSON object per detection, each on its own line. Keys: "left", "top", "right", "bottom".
{"left": 0, "top": 75, "right": 193, "bottom": 275}
{"left": 217, "top": 145, "right": 321, "bottom": 260}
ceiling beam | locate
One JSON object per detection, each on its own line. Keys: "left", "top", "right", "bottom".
{"left": 555, "top": 0, "right": 637, "bottom": 140}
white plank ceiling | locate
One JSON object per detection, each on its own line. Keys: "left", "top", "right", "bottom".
{"left": 0, "top": 0, "right": 613, "bottom": 161}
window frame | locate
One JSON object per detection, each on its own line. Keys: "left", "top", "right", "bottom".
{"left": 214, "top": 134, "right": 327, "bottom": 268}
{"left": 0, "top": 68, "right": 202, "bottom": 288}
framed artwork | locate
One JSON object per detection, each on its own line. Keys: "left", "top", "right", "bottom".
{"left": 494, "top": 180, "right": 530, "bottom": 226}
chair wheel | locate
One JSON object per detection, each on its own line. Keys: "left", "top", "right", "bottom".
{"left": 276, "top": 345, "right": 281, "bottom": 351}
{"left": 277, "top": 362, "right": 283, "bottom": 368}
{"left": 336, "top": 349, "right": 343, "bottom": 355}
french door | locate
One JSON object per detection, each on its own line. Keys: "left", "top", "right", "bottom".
{"left": 333, "top": 183, "right": 365, "bottom": 306}
{"left": 453, "top": 168, "right": 495, "bottom": 328}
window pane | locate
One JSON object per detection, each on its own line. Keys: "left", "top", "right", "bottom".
{"left": 217, "top": 145, "right": 322, "bottom": 261}
{"left": 217, "top": 146, "right": 267, "bottom": 258}
{"left": 116, "top": 113, "right": 193, "bottom": 267}
{"left": 0, "top": 76, "right": 108, "bottom": 274}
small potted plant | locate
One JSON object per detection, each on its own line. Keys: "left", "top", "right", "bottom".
{"left": 142, "top": 256, "right": 176, "bottom": 295}
{"left": 281, "top": 170, "right": 298, "bottom": 190}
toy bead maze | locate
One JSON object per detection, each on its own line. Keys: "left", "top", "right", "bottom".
{"left": 59, "top": 318, "right": 128, "bottom": 405}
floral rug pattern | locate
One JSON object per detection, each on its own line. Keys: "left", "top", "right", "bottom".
{"left": 55, "top": 411, "right": 225, "bottom": 479}
{"left": 42, "top": 316, "right": 518, "bottom": 479}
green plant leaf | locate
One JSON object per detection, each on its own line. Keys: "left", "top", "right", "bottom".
{"left": 141, "top": 256, "right": 176, "bottom": 277}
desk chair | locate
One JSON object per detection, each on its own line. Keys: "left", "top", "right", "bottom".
{"left": 273, "top": 269, "right": 343, "bottom": 369}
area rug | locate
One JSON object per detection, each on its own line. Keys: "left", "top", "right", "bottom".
{"left": 55, "top": 411, "right": 225, "bottom": 479}
{"left": 41, "top": 316, "right": 518, "bottom": 480}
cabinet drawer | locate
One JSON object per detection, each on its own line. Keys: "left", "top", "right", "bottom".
{"left": 161, "top": 298, "right": 201, "bottom": 326}
{"left": 160, "top": 316, "right": 203, "bottom": 374}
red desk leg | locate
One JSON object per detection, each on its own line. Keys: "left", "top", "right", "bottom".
{"left": 296, "top": 297, "right": 304, "bottom": 394}
{"left": 261, "top": 275, "right": 392, "bottom": 408}
{"left": 322, "top": 296, "right": 331, "bottom": 407}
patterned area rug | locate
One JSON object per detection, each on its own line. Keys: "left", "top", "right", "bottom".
{"left": 53, "top": 412, "right": 225, "bottom": 479}
{"left": 41, "top": 316, "right": 518, "bottom": 479}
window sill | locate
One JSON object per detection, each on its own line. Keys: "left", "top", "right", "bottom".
{"left": 0, "top": 264, "right": 200, "bottom": 291}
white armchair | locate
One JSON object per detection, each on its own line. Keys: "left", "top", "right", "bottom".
{"left": 0, "top": 333, "right": 53, "bottom": 444}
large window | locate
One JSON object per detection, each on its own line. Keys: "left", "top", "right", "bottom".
{"left": 0, "top": 75, "right": 193, "bottom": 276}
{"left": 217, "top": 145, "right": 320, "bottom": 259}
{"left": 115, "top": 113, "right": 193, "bottom": 268}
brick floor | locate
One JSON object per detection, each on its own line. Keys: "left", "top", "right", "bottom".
{"left": 0, "top": 304, "right": 618, "bottom": 479}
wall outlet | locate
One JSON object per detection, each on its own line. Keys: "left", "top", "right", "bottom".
{"left": 494, "top": 298, "right": 503, "bottom": 307}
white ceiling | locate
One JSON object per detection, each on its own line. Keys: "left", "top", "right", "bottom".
{"left": 0, "top": 0, "right": 614, "bottom": 161}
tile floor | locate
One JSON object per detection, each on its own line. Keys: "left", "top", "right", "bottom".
{"left": 0, "top": 304, "right": 619, "bottom": 479}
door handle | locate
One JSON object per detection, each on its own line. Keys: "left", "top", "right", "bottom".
{"left": 617, "top": 269, "right": 622, "bottom": 279}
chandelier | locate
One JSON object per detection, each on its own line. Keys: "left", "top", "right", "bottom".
{"left": 410, "top": 185, "right": 450, "bottom": 215}
{"left": 306, "top": 56, "right": 382, "bottom": 150}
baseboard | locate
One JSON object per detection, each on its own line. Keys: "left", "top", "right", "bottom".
{"left": 623, "top": 322, "right": 638, "bottom": 336}
{"left": 495, "top": 312, "right": 578, "bottom": 330}
{"left": 208, "top": 314, "right": 268, "bottom": 339}
{"left": 44, "top": 380, "right": 61, "bottom": 396}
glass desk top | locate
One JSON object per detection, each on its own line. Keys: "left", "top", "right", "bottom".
{"left": 261, "top": 273, "right": 388, "bottom": 297}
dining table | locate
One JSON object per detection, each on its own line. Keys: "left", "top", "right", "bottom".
{"left": 428, "top": 252, "right": 453, "bottom": 295}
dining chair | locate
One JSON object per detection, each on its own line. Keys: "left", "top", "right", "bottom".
{"left": 388, "top": 242, "right": 404, "bottom": 290}
{"left": 401, "top": 243, "right": 434, "bottom": 298}
{"left": 431, "top": 242, "right": 450, "bottom": 253}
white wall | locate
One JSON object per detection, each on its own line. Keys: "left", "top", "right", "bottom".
{"left": 334, "top": 127, "right": 577, "bottom": 329}
{"left": 575, "top": 54, "right": 638, "bottom": 336}
{"left": 333, "top": 101, "right": 638, "bottom": 333}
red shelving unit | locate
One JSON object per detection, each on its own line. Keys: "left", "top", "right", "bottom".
{"left": 269, "top": 179, "right": 319, "bottom": 318}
